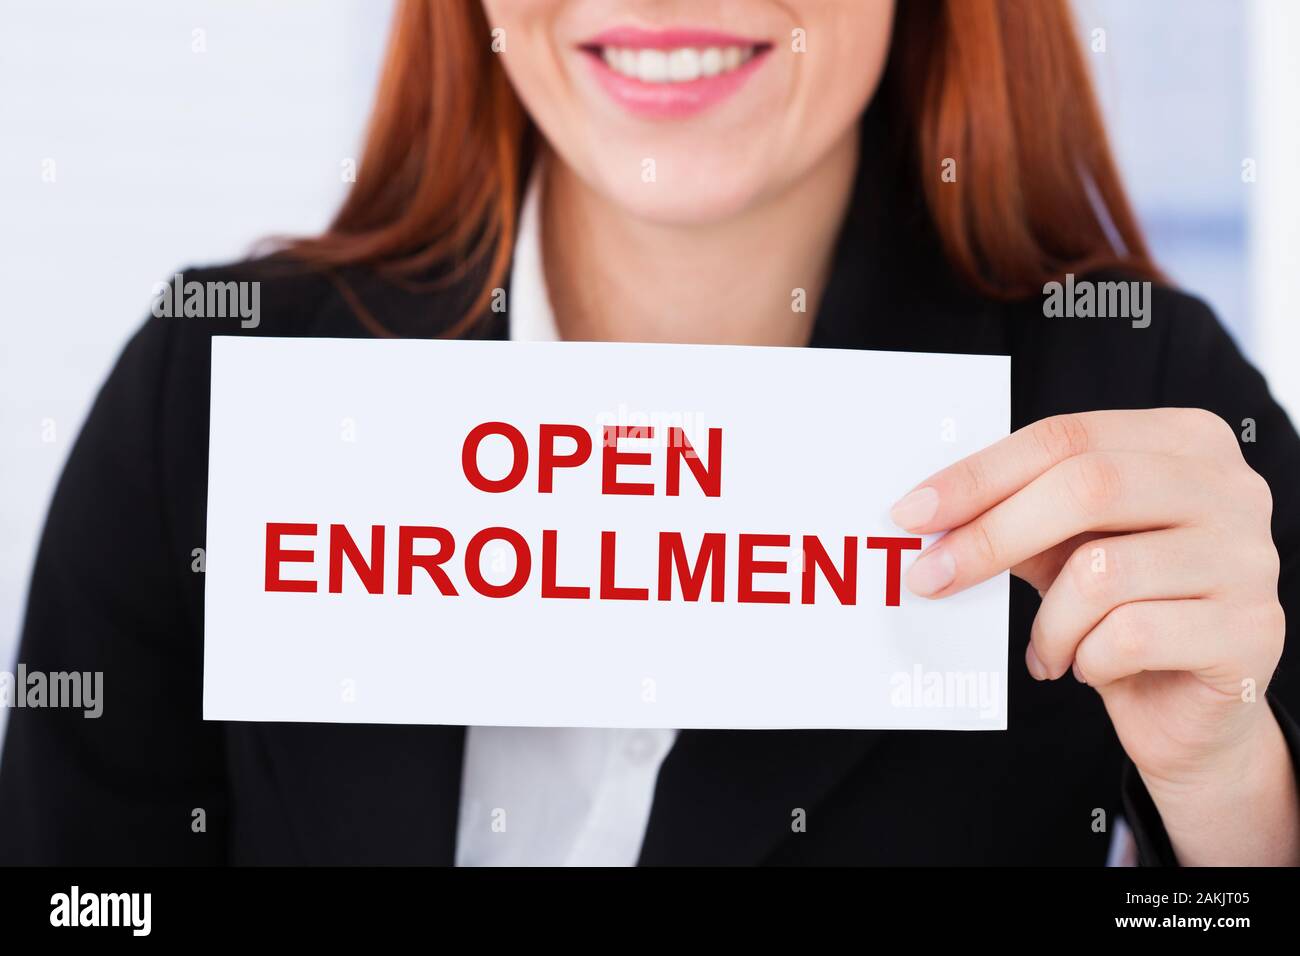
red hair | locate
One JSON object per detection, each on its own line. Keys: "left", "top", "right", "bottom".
{"left": 288, "top": 0, "right": 1157, "bottom": 332}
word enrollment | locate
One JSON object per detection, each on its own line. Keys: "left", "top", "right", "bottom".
{"left": 263, "top": 423, "right": 923, "bottom": 607}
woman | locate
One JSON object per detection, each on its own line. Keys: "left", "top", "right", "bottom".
{"left": 1, "top": 0, "right": 1297, "bottom": 866}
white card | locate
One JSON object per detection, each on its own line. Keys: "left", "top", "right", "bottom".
{"left": 204, "top": 337, "right": 1010, "bottom": 730}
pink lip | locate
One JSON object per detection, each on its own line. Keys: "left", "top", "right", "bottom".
{"left": 580, "top": 26, "right": 773, "bottom": 119}
{"left": 586, "top": 26, "right": 769, "bottom": 50}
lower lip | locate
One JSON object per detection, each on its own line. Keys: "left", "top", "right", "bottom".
{"left": 583, "top": 49, "right": 771, "bottom": 119}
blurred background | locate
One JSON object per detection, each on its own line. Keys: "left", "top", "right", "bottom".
{"left": 2, "top": 0, "right": 1298, "bottom": 744}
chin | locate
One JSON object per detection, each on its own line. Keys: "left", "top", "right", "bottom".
{"left": 588, "top": 147, "right": 772, "bottom": 226}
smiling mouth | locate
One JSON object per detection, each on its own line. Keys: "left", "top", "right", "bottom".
{"left": 582, "top": 42, "right": 772, "bottom": 84}
{"left": 578, "top": 28, "right": 774, "bottom": 117}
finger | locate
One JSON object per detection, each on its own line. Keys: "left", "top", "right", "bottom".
{"left": 1011, "top": 532, "right": 1103, "bottom": 594}
{"left": 1027, "top": 529, "right": 1231, "bottom": 679}
{"left": 1071, "top": 599, "right": 1234, "bottom": 688}
{"left": 890, "top": 408, "right": 1238, "bottom": 535}
{"left": 903, "top": 451, "right": 1212, "bottom": 599}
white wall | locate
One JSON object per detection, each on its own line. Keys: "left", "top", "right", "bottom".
{"left": 1074, "top": 0, "right": 1250, "bottom": 344}
{"left": 1076, "top": 0, "right": 1300, "bottom": 424}
{"left": 1249, "top": 0, "right": 1300, "bottom": 420}
{"left": 0, "top": 1, "right": 392, "bottom": 734}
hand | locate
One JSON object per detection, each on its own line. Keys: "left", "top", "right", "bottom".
{"left": 889, "top": 408, "right": 1297, "bottom": 865}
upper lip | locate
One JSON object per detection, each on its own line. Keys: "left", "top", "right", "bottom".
{"left": 581, "top": 26, "right": 770, "bottom": 51}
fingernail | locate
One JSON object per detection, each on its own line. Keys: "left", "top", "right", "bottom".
{"left": 1071, "top": 660, "right": 1086, "bottom": 684}
{"left": 1025, "top": 643, "right": 1048, "bottom": 681}
{"left": 905, "top": 547, "right": 955, "bottom": 597}
{"left": 889, "top": 486, "right": 939, "bottom": 531}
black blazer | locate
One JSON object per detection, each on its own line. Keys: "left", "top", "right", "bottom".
{"left": 3, "top": 143, "right": 1299, "bottom": 866}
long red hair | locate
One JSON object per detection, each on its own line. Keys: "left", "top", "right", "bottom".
{"left": 288, "top": 0, "right": 1157, "bottom": 335}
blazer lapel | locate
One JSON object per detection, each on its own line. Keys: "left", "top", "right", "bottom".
{"left": 637, "top": 729, "right": 882, "bottom": 865}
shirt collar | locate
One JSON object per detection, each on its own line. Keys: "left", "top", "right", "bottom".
{"left": 507, "top": 164, "right": 560, "bottom": 343}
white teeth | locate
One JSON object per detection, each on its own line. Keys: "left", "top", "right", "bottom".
{"left": 667, "top": 47, "right": 701, "bottom": 82}
{"left": 600, "top": 44, "right": 757, "bottom": 83}
{"left": 637, "top": 49, "right": 669, "bottom": 82}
